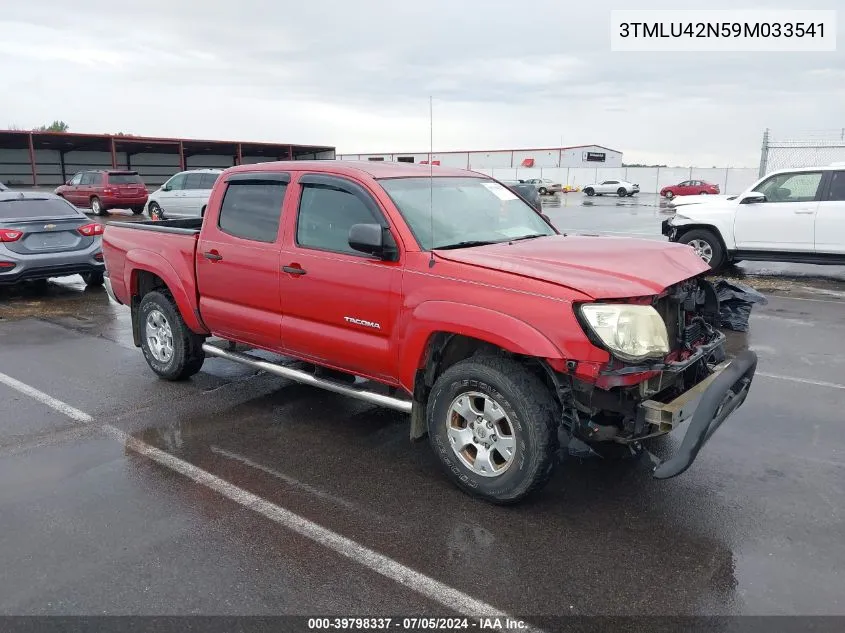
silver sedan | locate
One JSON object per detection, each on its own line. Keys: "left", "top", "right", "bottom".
{"left": 0, "top": 191, "right": 106, "bottom": 287}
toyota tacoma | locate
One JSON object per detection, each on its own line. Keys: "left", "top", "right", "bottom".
{"left": 102, "top": 161, "right": 757, "bottom": 504}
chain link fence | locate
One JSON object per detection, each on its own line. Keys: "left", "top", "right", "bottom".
{"left": 759, "top": 129, "right": 845, "bottom": 176}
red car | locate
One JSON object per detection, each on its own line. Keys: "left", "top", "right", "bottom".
{"left": 660, "top": 180, "right": 720, "bottom": 199}
{"left": 55, "top": 170, "right": 148, "bottom": 216}
{"left": 102, "top": 160, "right": 757, "bottom": 504}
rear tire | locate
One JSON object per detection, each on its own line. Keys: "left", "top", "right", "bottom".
{"left": 90, "top": 196, "right": 106, "bottom": 216}
{"left": 538, "top": 187, "right": 548, "bottom": 195}
{"left": 426, "top": 355, "right": 559, "bottom": 504}
{"left": 131, "top": 206, "right": 145, "bottom": 215}
{"left": 139, "top": 290, "right": 205, "bottom": 380}
{"left": 679, "top": 228, "right": 725, "bottom": 270}
{"left": 617, "top": 187, "right": 627, "bottom": 197}
{"left": 82, "top": 271, "right": 104, "bottom": 287}
{"left": 584, "top": 187, "right": 595, "bottom": 197}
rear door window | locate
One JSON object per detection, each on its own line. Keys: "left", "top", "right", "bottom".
{"left": 218, "top": 181, "right": 287, "bottom": 242}
{"left": 184, "top": 173, "right": 205, "bottom": 190}
{"left": 80, "top": 173, "right": 93, "bottom": 186}
{"left": 200, "top": 173, "right": 220, "bottom": 189}
{"left": 91, "top": 173, "right": 104, "bottom": 185}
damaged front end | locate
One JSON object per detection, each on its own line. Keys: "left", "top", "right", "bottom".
{"left": 561, "top": 278, "right": 758, "bottom": 477}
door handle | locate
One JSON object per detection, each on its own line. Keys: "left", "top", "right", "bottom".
{"left": 203, "top": 251, "right": 223, "bottom": 261}
{"left": 282, "top": 265, "right": 307, "bottom": 276}
{"left": 793, "top": 210, "right": 816, "bottom": 215}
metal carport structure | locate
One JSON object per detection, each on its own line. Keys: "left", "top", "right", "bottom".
{"left": 0, "top": 130, "right": 336, "bottom": 189}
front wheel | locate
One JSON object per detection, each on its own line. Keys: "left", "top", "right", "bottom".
{"left": 148, "top": 202, "right": 164, "bottom": 221}
{"left": 679, "top": 228, "right": 725, "bottom": 270}
{"left": 427, "top": 355, "right": 558, "bottom": 504}
{"left": 139, "top": 290, "right": 206, "bottom": 380}
{"left": 664, "top": 191, "right": 674, "bottom": 199}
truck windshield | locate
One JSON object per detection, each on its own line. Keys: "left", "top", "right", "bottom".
{"left": 379, "top": 177, "right": 555, "bottom": 250}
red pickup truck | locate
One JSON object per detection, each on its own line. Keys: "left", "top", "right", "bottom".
{"left": 102, "top": 160, "right": 757, "bottom": 504}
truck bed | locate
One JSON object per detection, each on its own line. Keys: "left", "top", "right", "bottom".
{"left": 107, "top": 218, "right": 203, "bottom": 234}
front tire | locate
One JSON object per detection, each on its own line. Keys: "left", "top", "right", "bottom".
{"left": 139, "top": 290, "right": 205, "bottom": 380}
{"left": 664, "top": 191, "right": 675, "bottom": 199}
{"left": 148, "top": 202, "right": 164, "bottom": 221}
{"left": 427, "top": 355, "right": 558, "bottom": 504}
{"left": 679, "top": 228, "right": 725, "bottom": 270}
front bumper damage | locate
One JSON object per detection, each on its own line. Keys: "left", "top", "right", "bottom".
{"left": 640, "top": 349, "right": 758, "bottom": 479}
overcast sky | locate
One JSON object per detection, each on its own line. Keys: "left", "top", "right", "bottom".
{"left": 1, "top": 0, "right": 843, "bottom": 166}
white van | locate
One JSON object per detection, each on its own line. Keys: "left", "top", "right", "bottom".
{"left": 146, "top": 169, "right": 223, "bottom": 220}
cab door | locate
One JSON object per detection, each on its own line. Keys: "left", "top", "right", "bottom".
{"left": 278, "top": 173, "right": 403, "bottom": 382}
{"left": 196, "top": 172, "right": 289, "bottom": 351}
{"left": 815, "top": 170, "right": 845, "bottom": 255}
{"left": 733, "top": 170, "right": 822, "bottom": 252}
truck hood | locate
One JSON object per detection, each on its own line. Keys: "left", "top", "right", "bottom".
{"left": 433, "top": 235, "right": 709, "bottom": 299}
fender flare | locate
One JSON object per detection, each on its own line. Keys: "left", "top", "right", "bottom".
{"left": 398, "top": 301, "right": 564, "bottom": 390}
{"left": 124, "top": 249, "right": 208, "bottom": 334}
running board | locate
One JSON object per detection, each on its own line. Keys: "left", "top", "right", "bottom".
{"left": 201, "top": 343, "right": 413, "bottom": 414}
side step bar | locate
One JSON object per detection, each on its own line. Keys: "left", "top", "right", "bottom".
{"left": 201, "top": 343, "right": 413, "bottom": 414}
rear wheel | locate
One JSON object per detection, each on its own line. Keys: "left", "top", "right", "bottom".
{"left": 139, "top": 290, "right": 205, "bottom": 380}
{"left": 82, "top": 271, "right": 104, "bottom": 287}
{"left": 427, "top": 355, "right": 558, "bottom": 504}
{"left": 90, "top": 196, "right": 106, "bottom": 216}
{"left": 538, "top": 187, "right": 548, "bottom": 195}
{"left": 584, "top": 187, "right": 595, "bottom": 197}
{"left": 131, "top": 205, "right": 145, "bottom": 214}
{"left": 617, "top": 187, "right": 627, "bottom": 197}
{"left": 679, "top": 228, "right": 725, "bottom": 270}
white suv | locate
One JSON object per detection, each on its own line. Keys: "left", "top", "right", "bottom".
{"left": 146, "top": 169, "right": 222, "bottom": 220}
{"left": 662, "top": 164, "right": 845, "bottom": 269}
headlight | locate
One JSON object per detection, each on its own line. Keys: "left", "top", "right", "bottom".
{"left": 579, "top": 304, "right": 670, "bottom": 362}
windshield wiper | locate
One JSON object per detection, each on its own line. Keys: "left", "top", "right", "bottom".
{"left": 434, "top": 240, "right": 500, "bottom": 250}
{"left": 507, "top": 234, "right": 547, "bottom": 243}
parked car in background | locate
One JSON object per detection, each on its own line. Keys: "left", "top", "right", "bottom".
{"left": 583, "top": 180, "right": 640, "bottom": 197}
{"left": 54, "top": 170, "right": 148, "bottom": 216}
{"left": 146, "top": 169, "right": 222, "bottom": 220}
{"left": 499, "top": 179, "right": 541, "bottom": 210}
{"left": 0, "top": 191, "right": 106, "bottom": 287}
{"left": 522, "top": 178, "right": 562, "bottom": 195}
{"left": 662, "top": 164, "right": 845, "bottom": 269}
{"left": 661, "top": 180, "right": 720, "bottom": 199}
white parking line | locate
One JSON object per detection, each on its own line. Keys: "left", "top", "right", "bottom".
{"left": 0, "top": 370, "right": 532, "bottom": 629}
{"left": 0, "top": 372, "right": 93, "bottom": 423}
{"left": 757, "top": 372, "right": 845, "bottom": 391}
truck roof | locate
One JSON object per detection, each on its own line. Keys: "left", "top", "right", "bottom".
{"left": 224, "top": 160, "right": 482, "bottom": 180}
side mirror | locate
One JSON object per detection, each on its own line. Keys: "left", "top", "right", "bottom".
{"left": 161, "top": 184, "right": 171, "bottom": 192}
{"left": 739, "top": 192, "right": 766, "bottom": 204}
{"left": 349, "top": 223, "right": 397, "bottom": 260}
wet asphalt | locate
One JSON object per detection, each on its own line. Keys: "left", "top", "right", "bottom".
{"left": 0, "top": 202, "right": 844, "bottom": 619}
